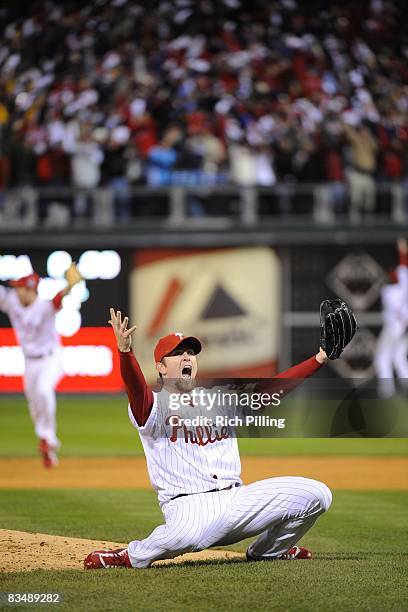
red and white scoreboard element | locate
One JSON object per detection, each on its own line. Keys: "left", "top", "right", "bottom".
{"left": 0, "top": 327, "right": 123, "bottom": 393}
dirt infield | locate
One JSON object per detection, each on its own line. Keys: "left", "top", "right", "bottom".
{"left": 0, "top": 529, "right": 244, "bottom": 572}
{"left": 0, "top": 456, "right": 407, "bottom": 489}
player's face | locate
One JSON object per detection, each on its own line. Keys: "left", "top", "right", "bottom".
{"left": 159, "top": 347, "right": 198, "bottom": 391}
{"left": 15, "top": 287, "right": 37, "bottom": 306}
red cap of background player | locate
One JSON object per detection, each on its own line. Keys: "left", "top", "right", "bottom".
{"left": 154, "top": 333, "right": 202, "bottom": 363}
{"left": 9, "top": 272, "right": 40, "bottom": 289}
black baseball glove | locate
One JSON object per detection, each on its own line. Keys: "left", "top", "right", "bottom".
{"left": 320, "top": 299, "right": 357, "bottom": 360}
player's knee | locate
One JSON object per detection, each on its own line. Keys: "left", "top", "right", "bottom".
{"left": 35, "top": 386, "right": 53, "bottom": 409}
{"left": 313, "top": 480, "right": 332, "bottom": 512}
{"left": 35, "top": 389, "right": 48, "bottom": 407}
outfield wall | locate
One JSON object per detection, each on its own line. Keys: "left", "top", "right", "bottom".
{"left": 0, "top": 241, "right": 403, "bottom": 391}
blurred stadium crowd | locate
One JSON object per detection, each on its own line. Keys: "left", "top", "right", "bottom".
{"left": 0, "top": 0, "right": 407, "bottom": 219}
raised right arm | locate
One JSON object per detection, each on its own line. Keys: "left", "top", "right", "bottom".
{"left": 119, "top": 351, "right": 154, "bottom": 426}
{"left": 109, "top": 308, "right": 153, "bottom": 426}
{"left": 397, "top": 238, "right": 408, "bottom": 267}
{"left": 396, "top": 238, "right": 407, "bottom": 291}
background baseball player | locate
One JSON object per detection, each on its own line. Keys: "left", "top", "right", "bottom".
{"left": 375, "top": 238, "right": 408, "bottom": 398}
{"left": 84, "top": 301, "right": 356, "bottom": 569}
{"left": 0, "top": 263, "right": 83, "bottom": 467}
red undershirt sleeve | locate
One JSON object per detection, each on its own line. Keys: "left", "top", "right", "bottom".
{"left": 274, "top": 355, "right": 323, "bottom": 379}
{"left": 52, "top": 290, "right": 65, "bottom": 310}
{"left": 255, "top": 355, "right": 323, "bottom": 397}
{"left": 400, "top": 252, "right": 408, "bottom": 267}
{"left": 119, "top": 351, "right": 154, "bottom": 426}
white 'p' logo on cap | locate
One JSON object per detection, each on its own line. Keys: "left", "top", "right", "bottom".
{"left": 174, "top": 333, "right": 183, "bottom": 339}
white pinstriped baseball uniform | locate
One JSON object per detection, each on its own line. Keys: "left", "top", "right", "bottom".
{"left": 129, "top": 388, "right": 242, "bottom": 506}
{"left": 0, "top": 285, "right": 63, "bottom": 447}
{"left": 126, "top": 387, "right": 332, "bottom": 568}
{"left": 375, "top": 263, "right": 408, "bottom": 397}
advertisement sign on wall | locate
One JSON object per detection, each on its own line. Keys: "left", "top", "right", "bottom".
{"left": 0, "top": 327, "right": 123, "bottom": 393}
{"left": 131, "top": 247, "right": 281, "bottom": 382}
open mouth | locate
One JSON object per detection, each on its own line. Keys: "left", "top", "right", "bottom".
{"left": 181, "top": 364, "right": 192, "bottom": 379}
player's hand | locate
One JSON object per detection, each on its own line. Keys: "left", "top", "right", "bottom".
{"left": 316, "top": 347, "right": 328, "bottom": 364}
{"left": 64, "top": 262, "right": 84, "bottom": 288}
{"left": 108, "top": 308, "right": 137, "bottom": 352}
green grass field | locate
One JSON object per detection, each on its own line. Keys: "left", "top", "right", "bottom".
{"left": 0, "top": 395, "right": 407, "bottom": 611}
{"left": 0, "top": 490, "right": 407, "bottom": 612}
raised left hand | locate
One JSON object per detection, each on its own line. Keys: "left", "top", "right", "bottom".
{"left": 64, "top": 262, "right": 84, "bottom": 288}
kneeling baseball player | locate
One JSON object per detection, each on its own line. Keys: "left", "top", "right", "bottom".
{"left": 85, "top": 300, "right": 356, "bottom": 568}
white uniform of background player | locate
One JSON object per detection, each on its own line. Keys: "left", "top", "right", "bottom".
{"left": 85, "top": 310, "right": 332, "bottom": 569}
{"left": 0, "top": 265, "right": 83, "bottom": 467}
{"left": 375, "top": 239, "right": 408, "bottom": 398}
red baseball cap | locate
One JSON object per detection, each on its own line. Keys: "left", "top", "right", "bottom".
{"left": 154, "top": 333, "right": 202, "bottom": 363}
{"left": 9, "top": 272, "right": 40, "bottom": 289}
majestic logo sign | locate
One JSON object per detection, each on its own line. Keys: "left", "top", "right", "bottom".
{"left": 132, "top": 248, "right": 280, "bottom": 380}
{"left": 326, "top": 253, "right": 387, "bottom": 310}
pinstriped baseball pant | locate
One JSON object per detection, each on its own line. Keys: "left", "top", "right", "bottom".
{"left": 127, "top": 477, "right": 332, "bottom": 568}
{"left": 23, "top": 351, "right": 63, "bottom": 448}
